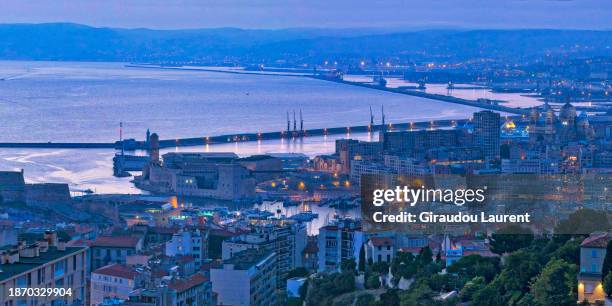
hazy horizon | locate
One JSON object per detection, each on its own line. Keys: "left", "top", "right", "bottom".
{"left": 2, "top": 22, "right": 612, "bottom": 32}
{"left": 0, "top": 0, "right": 610, "bottom": 30}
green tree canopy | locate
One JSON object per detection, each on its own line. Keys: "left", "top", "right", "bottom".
{"left": 341, "top": 258, "right": 357, "bottom": 273}
{"left": 530, "top": 259, "right": 578, "bottom": 306}
{"left": 489, "top": 224, "right": 534, "bottom": 255}
{"left": 604, "top": 270, "right": 612, "bottom": 297}
{"left": 554, "top": 208, "right": 610, "bottom": 237}
{"left": 459, "top": 276, "right": 485, "bottom": 302}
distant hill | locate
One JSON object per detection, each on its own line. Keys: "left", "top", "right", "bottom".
{"left": 0, "top": 23, "right": 610, "bottom": 63}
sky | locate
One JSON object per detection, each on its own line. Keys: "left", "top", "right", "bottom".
{"left": 0, "top": 0, "right": 610, "bottom": 30}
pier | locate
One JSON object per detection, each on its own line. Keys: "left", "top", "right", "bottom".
{"left": 0, "top": 118, "right": 480, "bottom": 150}
{"left": 310, "top": 76, "right": 529, "bottom": 115}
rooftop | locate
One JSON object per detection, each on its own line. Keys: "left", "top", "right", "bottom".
{"left": 238, "top": 155, "right": 276, "bottom": 162}
{"left": 167, "top": 273, "right": 208, "bottom": 292}
{"left": 581, "top": 232, "right": 609, "bottom": 248}
{"left": 369, "top": 237, "right": 393, "bottom": 247}
{"left": 0, "top": 246, "right": 86, "bottom": 282}
{"left": 220, "top": 248, "right": 275, "bottom": 270}
{"left": 91, "top": 236, "right": 141, "bottom": 248}
{"left": 93, "top": 264, "right": 138, "bottom": 280}
{"left": 0, "top": 171, "right": 24, "bottom": 187}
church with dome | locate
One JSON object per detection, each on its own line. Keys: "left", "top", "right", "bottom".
{"left": 528, "top": 101, "right": 595, "bottom": 144}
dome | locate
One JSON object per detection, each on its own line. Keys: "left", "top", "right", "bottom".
{"left": 559, "top": 101, "right": 577, "bottom": 121}
{"left": 502, "top": 121, "right": 516, "bottom": 130}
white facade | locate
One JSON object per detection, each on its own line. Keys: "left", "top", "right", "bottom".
{"left": 210, "top": 251, "right": 277, "bottom": 306}
{"left": 165, "top": 229, "right": 206, "bottom": 268}
{"left": 90, "top": 265, "right": 136, "bottom": 306}
{"left": 221, "top": 222, "right": 307, "bottom": 289}
{"left": 317, "top": 219, "right": 364, "bottom": 272}
{"left": 365, "top": 237, "right": 395, "bottom": 263}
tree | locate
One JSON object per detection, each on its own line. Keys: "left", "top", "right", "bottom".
{"left": 489, "top": 224, "right": 534, "bottom": 255}
{"left": 530, "top": 259, "right": 578, "bottom": 306}
{"left": 287, "top": 267, "right": 309, "bottom": 278}
{"left": 554, "top": 208, "right": 610, "bottom": 237}
{"left": 379, "top": 289, "right": 400, "bottom": 306}
{"left": 305, "top": 272, "right": 356, "bottom": 306}
{"left": 333, "top": 296, "right": 354, "bottom": 306}
{"left": 417, "top": 246, "right": 433, "bottom": 265}
{"left": 399, "top": 282, "right": 434, "bottom": 306}
{"left": 552, "top": 238, "right": 582, "bottom": 265}
{"left": 334, "top": 271, "right": 356, "bottom": 292}
{"left": 299, "top": 278, "right": 309, "bottom": 300}
{"left": 516, "top": 293, "right": 536, "bottom": 306}
{"left": 471, "top": 280, "right": 506, "bottom": 306}
{"left": 604, "top": 270, "right": 612, "bottom": 297}
{"left": 341, "top": 258, "right": 356, "bottom": 273}
{"left": 366, "top": 273, "right": 381, "bottom": 289}
{"left": 602, "top": 240, "right": 612, "bottom": 277}
{"left": 459, "top": 276, "right": 485, "bottom": 302}
{"left": 371, "top": 261, "right": 389, "bottom": 275}
{"left": 435, "top": 249, "right": 442, "bottom": 264}
{"left": 500, "top": 249, "right": 542, "bottom": 293}
{"left": 446, "top": 255, "right": 500, "bottom": 282}
{"left": 359, "top": 244, "right": 366, "bottom": 272}
{"left": 356, "top": 293, "right": 375, "bottom": 306}
{"left": 391, "top": 251, "right": 416, "bottom": 280}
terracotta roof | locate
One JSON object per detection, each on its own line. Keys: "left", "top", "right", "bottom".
{"left": 93, "top": 264, "right": 138, "bottom": 280}
{"left": 151, "top": 269, "right": 168, "bottom": 278}
{"left": 369, "top": 237, "right": 393, "bottom": 247}
{"left": 178, "top": 255, "right": 195, "bottom": 264}
{"left": 581, "top": 232, "right": 609, "bottom": 248}
{"left": 91, "top": 236, "right": 141, "bottom": 248}
{"left": 167, "top": 274, "right": 208, "bottom": 292}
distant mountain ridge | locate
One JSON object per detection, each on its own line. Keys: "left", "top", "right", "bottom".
{"left": 0, "top": 23, "right": 610, "bottom": 63}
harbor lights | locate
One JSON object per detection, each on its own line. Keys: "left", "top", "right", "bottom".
{"left": 451, "top": 120, "right": 456, "bottom": 128}
{"left": 346, "top": 126, "right": 351, "bottom": 134}
{"left": 323, "top": 128, "right": 328, "bottom": 135}
{"left": 429, "top": 120, "right": 435, "bottom": 130}
{"left": 257, "top": 132, "right": 262, "bottom": 140}
{"left": 409, "top": 122, "right": 415, "bottom": 131}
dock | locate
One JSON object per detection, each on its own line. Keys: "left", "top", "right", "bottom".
{"left": 0, "top": 118, "right": 479, "bottom": 150}
{"left": 310, "top": 76, "right": 529, "bottom": 116}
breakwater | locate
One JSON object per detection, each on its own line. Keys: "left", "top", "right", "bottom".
{"left": 0, "top": 119, "right": 473, "bottom": 150}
